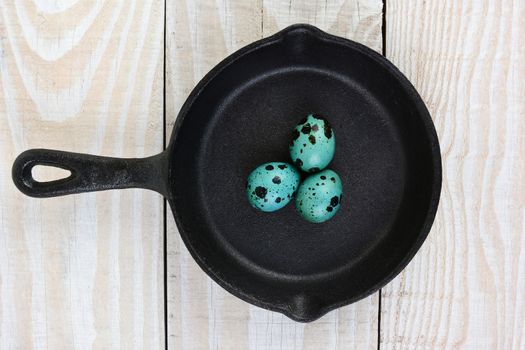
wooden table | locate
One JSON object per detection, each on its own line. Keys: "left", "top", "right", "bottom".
{"left": 1, "top": 1, "right": 523, "bottom": 349}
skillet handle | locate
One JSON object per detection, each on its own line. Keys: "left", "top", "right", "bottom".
{"left": 12, "top": 149, "right": 170, "bottom": 198}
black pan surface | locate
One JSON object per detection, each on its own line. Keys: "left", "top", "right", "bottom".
{"left": 12, "top": 25, "right": 441, "bottom": 322}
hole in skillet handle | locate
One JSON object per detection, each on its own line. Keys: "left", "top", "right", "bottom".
{"left": 32, "top": 165, "right": 72, "bottom": 183}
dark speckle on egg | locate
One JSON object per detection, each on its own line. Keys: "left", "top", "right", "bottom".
{"left": 272, "top": 176, "right": 281, "bottom": 184}
{"left": 311, "top": 124, "right": 318, "bottom": 131}
{"left": 265, "top": 165, "right": 274, "bottom": 171}
{"left": 331, "top": 196, "right": 339, "bottom": 207}
{"left": 254, "top": 186, "right": 267, "bottom": 198}
{"left": 324, "top": 121, "right": 333, "bottom": 139}
{"left": 308, "top": 135, "right": 316, "bottom": 144}
{"left": 275, "top": 197, "right": 281, "bottom": 203}
{"left": 301, "top": 123, "right": 311, "bottom": 134}
{"left": 278, "top": 164, "right": 287, "bottom": 170}
{"left": 309, "top": 167, "right": 320, "bottom": 173}
{"left": 326, "top": 206, "right": 333, "bottom": 212}
{"left": 290, "top": 130, "right": 300, "bottom": 146}
{"left": 331, "top": 177, "right": 336, "bottom": 183}
{"left": 320, "top": 175, "right": 326, "bottom": 180}
{"left": 295, "top": 158, "right": 303, "bottom": 167}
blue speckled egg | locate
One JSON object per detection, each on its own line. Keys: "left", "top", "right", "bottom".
{"left": 295, "top": 169, "right": 343, "bottom": 223}
{"left": 289, "top": 114, "right": 335, "bottom": 173}
{"left": 246, "top": 162, "right": 301, "bottom": 212}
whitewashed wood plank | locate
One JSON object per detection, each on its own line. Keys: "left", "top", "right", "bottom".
{"left": 0, "top": 0, "right": 165, "bottom": 348}
{"left": 166, "top": 2, "right": 260, "bottom": 348}
{"left": 381, "top": 0, "right": 525, "bottom": 349}
{"left": 166, "top": 0, "right": 382, "bottom": 349}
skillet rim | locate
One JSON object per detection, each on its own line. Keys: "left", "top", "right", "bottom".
{"left": 166, "top": 23, "right": 442, "bottom": 322}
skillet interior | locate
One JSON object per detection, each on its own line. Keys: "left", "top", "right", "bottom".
{"left": 168, "top": 25, "right": 441, "bottom": 322}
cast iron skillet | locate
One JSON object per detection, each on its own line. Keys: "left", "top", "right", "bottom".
{"left": 12, "top": 24, "right": 441, "bottom": 322}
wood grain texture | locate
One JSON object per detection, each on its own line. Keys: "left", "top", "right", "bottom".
{"left": 0, "top": 0, "right": 165, "bottom": 348}
{"left": 381, "top": 0, "right": 525, "bottom": 349}
{"left": 165, "top": 0, "right": 382, "bottom": 349}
